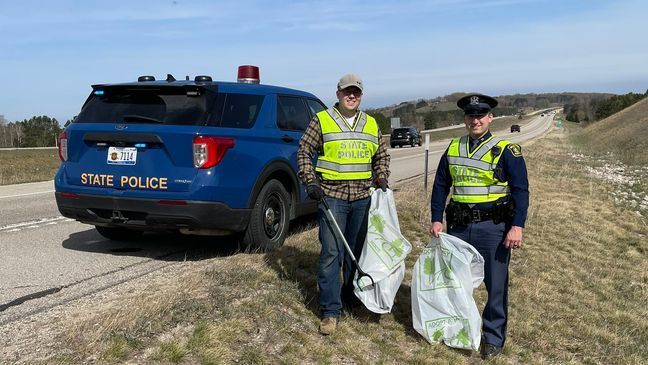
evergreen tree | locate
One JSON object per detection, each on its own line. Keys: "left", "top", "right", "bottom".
{"left": 20, "top": 115, "right": 62, "bottom": 147}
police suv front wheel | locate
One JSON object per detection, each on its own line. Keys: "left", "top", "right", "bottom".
{"left": 242, "top": 179, "right": 290, "bottom": 252}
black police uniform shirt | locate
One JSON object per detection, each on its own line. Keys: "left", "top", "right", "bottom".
{"left": 430, "top": 131, "right": 529, "bottom": 227}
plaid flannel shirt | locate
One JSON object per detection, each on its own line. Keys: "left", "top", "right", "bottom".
{"left": 297, "top": 110, "right": 391, "bottom": 201}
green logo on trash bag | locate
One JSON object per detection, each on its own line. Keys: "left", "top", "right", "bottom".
{"left": 366, "top": 212, "right": 409, "bottom": 270}
{"left": 420, "top": 246, "right": 460, "bottom": 290}
{"left": 370, "top": 213, "right": 386, "bottom": 233}
{"left": 426, "top": 316, "right": 472, "bottom": 348}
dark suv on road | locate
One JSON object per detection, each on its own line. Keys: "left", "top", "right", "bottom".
{"left": 390, "top": 127, "right": 421, "bottom": 148}
{"left": 510, "top": 124, "right": 521, "bottom": 133}
{"left": 55, "top": 66, "right": 326, "bottom": 251}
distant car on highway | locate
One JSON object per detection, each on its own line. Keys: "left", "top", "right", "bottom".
{"left": 390, "top": 127, "right": 421, "bottom": 148}
{"left": 510, "top": 124, "right": 521, "bottom": 133}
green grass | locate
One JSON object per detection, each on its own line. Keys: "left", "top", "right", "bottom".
{"left": 0, "top": 148, "right": 60, "bottom": 185}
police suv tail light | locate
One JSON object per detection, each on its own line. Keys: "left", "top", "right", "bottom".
{"left": 58, "top": 131, "right": 68, "bottom": 161}
{"left": 193, "top": 136, "right": 235, "bottom": 169}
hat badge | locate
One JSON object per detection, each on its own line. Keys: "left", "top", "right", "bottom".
{"left": 470, "top": 96, "right": 480, "bottom": 105}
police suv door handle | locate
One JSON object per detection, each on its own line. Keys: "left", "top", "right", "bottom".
{"left": 281, "top": 135, "right": 294, "bottom": 143}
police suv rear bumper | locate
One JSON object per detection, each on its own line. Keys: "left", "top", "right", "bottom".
{"left": 55, "top": 192, "right": 250, "bottom": 232}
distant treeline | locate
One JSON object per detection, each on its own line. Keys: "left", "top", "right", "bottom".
{"left": 0, "top": 116, "right": 62, "bottom": 148}
{"left": 565, "top": 90, "right": 648, "bottom": 123}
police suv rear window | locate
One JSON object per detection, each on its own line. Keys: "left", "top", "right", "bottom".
{"left": 76, "top": 86, "right": 214, "bottom": 126}
{"left": 393, "top": 128, "right": 409, "bottom": 134}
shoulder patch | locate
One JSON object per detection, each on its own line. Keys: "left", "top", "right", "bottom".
{"left": 507, "top": 143, "right": 522, "bottom": 157}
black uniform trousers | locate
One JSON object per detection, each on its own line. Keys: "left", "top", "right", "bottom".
{"left": 448, "top": 219, "right": 511, "bottom": 348}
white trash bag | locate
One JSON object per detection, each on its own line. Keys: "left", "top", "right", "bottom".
{"left": 411, "top": 233, "right": 485, "bottom": 350}
{"left": 354, "top": 189, "right": 412, "bottom": 314}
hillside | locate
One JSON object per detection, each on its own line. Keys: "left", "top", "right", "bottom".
{"left": 367, "top": 92, "right": 613, "bottom": 132}
{"left": 577, "top": 96, "right": 648, "bottom": 166}
{"left": 373, "top": 92, "right": 613, "bottom": 116}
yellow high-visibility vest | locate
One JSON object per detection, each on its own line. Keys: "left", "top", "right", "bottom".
{"left": 447, "top": 135, "right": 511, "bottom": 203}
{"left": 315, "top": 108, "right": 379, "bottom": 180}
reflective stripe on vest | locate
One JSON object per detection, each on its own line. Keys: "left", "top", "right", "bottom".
{"left": 453, "top": 185, "right": 511, "bottom": 196}
{"left": 315, "top": 108, "right": 379, "bottom": 180}
{"left": 448, "top": 135, "right": 511, "bottom": 203}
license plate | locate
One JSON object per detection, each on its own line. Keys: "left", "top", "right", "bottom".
{"left": 107, "top": 147, "right": 137, "bottom": 165}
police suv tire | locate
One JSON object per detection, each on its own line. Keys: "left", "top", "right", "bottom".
{"left": 95, "top": 226, "right": 144, "bottom": 241}
{"left": 242, "top": 179, "right": 290, "bottom": 252}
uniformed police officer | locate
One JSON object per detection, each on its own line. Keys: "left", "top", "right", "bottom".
{"left": 298, "top": 74, "right": 391, "bottom": 335}
{"left": 429, "top": 94, "right": 529, "bottom": 359}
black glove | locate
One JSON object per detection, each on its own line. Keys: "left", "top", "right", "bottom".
{"left": 306, "top": 183, "right": 324, "bottom": 201}
{"left": 375, "top": 178, "right": 388, "bottom": 192}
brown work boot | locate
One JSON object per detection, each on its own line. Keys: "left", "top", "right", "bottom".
{"left": 319, "top": 317, "right": 337, "bottom": 335}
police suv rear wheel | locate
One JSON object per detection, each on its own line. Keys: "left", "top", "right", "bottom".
{"left": 242, "top": 179, "right": 290, "bottom": 251}
{"left": 95, "top": 226, "right": 144, "bottom": 241}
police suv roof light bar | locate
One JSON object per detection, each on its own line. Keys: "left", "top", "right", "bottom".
{"left": 237, "top": 65, "right": 260, "bottom": 84}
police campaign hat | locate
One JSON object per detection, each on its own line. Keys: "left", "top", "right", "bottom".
{"left": 457, "top": 94, "right": 498, "bottom": 115}
{"left": 337, "top": 73, "right": 363, "bottom": 92}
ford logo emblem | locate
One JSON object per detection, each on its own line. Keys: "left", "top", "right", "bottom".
{"left": 115, "top": 124, "right": 127, "bottom": 130}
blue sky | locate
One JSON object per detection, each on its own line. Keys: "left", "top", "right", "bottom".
{"left": 1, "top": 0, "right": 646, "bottom": 124}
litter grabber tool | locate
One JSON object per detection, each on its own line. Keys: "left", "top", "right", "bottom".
{"left": 320, "top": 198, "right": 375, "bottom": 291}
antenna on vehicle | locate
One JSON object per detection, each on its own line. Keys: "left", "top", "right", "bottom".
{"left": 186, "top": 76, "right": 189, "bottom": 80}
{"left": 166, "top": 74, "right": 176, "bottom": 82}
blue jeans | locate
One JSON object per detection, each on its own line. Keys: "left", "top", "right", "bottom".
{"left": 317, "top": 196, "right": 371, "bottom": 318}
{"left": 448, "top": 220, "right": 511, "bottom": 347}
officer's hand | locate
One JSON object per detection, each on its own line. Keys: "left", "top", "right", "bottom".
{"left": 306, "top": 183, "right": 324, "bottom": 201}
{"left": 375, "top": 177, "right": 388, "bottom": 192}
{"left": 504, "top": 226, "right": 523, "bottom": 249}
{"left": 430, "top": 221, "right": 444, "bottom": 238}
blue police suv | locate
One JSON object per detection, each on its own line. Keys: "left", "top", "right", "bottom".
{"left": 55, "top": 66, "right": 326, "bottom": 250}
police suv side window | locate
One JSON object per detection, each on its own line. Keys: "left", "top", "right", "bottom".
{"left": 277, "top": 95, "right": 310, "bottom": 131}
{"left": 211, "top": 93, "right": 264, "bottom": 129}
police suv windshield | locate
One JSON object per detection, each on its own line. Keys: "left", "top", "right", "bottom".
{"left": 75, "top": 86, "right": 215, "bottom": 126}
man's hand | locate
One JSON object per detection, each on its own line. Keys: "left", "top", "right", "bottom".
{"left": 430, "top": 221, "right": 444, "bottom": 238}
{"left": 306, "top": 183, "right": 324, "bottom": 201}
{"left": 375, "top": 178, "right": 388, "bottom": 192}
{"left": 504, "top": 226, "right": 523, "bottom": 249}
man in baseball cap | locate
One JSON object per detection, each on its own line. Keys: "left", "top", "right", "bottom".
{"left": 297, "top": 73, "right": 390, "bottom": 335}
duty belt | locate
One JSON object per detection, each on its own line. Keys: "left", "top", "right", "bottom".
{"left": 446, "top": 201, "right": 512, "bottom": 226}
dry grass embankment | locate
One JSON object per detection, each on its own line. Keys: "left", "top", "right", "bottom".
{"left": 573, "top": 97, "right": 648, "bottom": 166}
{"left": 0, "top": 148, "right": 60, "bottom": 185}
{"left": 10, "top": 124, "right": 648, "bottom": 364}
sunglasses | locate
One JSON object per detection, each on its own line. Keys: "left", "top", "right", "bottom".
{"left": 340, "top": 87, "right": 362, "bottom": 96}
